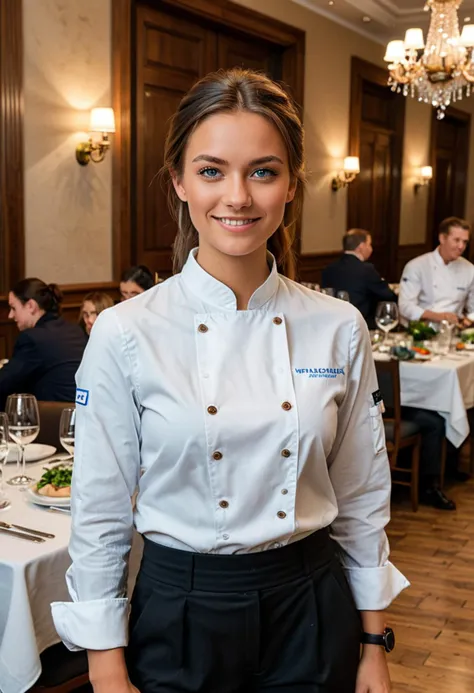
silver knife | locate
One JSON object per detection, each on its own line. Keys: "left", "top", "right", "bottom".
{"left": 0, "top": 526, "right": 45, "bottom": 543}
{"left": 0, "top": 521, "right": 55, "bottom": 539}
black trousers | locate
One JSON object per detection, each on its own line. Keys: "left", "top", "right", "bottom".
{"left": 401, "top": 407, "right": 446, "bottom": 480}
{"left": 126, "top": 530, "right": 362, "bottom": 693}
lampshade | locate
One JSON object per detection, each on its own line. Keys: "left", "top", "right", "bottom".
{"left": 421, "top": 166, "right": 433, "bottom": 180}
{"left": 460, "top": 24, "right": 474, "bottom": 48}
{"left": 89, "top": 108, "right": 116, "bottom": 133}
{"left": 404, "top": 28, "right": 425, "bottom": 50}
{"left": 343, "top": 156, "right": 360, "bottom": 174}
{"left": 384, "top": 40, "right": 406, "bottom": 63}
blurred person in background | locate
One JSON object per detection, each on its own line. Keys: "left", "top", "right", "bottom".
{"left": 120, "top": 265, "right": 154, "bottom": 301}
{"left": 0, "top": 278, "right": 87, "bottom": 408}
{"left": 322, "top": 229, "right": 397, "bottom": 328}
{"left": 79, "top": 292, "right": 114, "bottom": 336}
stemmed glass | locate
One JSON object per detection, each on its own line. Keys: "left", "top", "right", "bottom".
{"left": 375, "top": 302, "right": 399, "bottom": 351}
{"left": 5, "top": 394, "right": 40, "bottom": 487}
{"left": 59, "top": 408, "right": 75, "bottom": 462}
{"left": 0, "top": 414, "right": 11, "bottom": 510}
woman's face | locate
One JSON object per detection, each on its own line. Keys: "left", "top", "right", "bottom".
{"left": 81, "top": 300, "right": 99, "bottom": 335}
{"left": 120, "top": 281, "right": 144, "bottom": 301}
{"left": 172, "top": 110, "right": 295, "bottom": 263}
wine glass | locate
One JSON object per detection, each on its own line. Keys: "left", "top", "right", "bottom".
{"left": 0, "top": 413, "right": 11, "bottom": 510}
{"left": 375, "top": 302, "right": 399, "bottom": 350}
{"left": 59, "top": 408, "right": 75, "bottom": 461}
{"left": 5, "top": 394, "right": 40, "bottom": 486}
{"left": 336, "top": 290, "right": 350, "bottom": 302}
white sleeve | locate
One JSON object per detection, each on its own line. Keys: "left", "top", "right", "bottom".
{"left": 328, "top": 312, "right": 409, "bottom": 610}
{"left": 51, "top": 309, "right": 141, "bottom": 651}
{"left": 466, "top": 268, "right": 474, "bottom": 316}
{"left": 399, "top": 260, "right": 424, "bottom": 322}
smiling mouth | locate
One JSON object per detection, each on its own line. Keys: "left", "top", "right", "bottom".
{"left": 212, "top": 216, "right": 261, "bottom": 228}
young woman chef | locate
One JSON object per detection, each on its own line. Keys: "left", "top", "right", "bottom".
{"left": 52, "top": 68, "right": 408, "bottom": 693}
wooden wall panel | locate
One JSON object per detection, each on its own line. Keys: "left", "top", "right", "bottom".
{"left": 0, "top": 0, "right": 24, "bottom": 294}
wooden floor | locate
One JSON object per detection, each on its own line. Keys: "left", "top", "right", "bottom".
{"left": 387, "top": 467, "right": 474, "bottom": 692}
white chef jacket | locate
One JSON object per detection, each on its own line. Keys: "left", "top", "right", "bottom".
{"left": 51, "top": 249, "right": 408, "bottom": 652}
{"left": 399, "top": 248, "right": 474, "bottom": 322}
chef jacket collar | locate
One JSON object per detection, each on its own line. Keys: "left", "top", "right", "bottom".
{"left": 181, "top": 247, "right": 279, "bottom": 311}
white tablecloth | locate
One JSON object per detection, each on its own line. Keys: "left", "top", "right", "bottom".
{"left": 0, "top": 460, "right": 141, "bottom": 693}
{"left": 375, "top": 352, "right": 474, "bottom": 447}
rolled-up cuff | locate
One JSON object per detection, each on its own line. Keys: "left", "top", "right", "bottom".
{"left": 51, "top": 598, "right": 129, "bottom": 651}
{"left": 343, "top": 562, "right": 410, "bottom": 610}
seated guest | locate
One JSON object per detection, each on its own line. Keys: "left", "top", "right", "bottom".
{"left": 79, "top": 291, "right": 114, "bottom": 336}
{"left": 120, "top": 265, "right": 154, "bottom": 301}
{"left": 399, "top": 216, "right": 474, "bottom": 325}
{"left": 0, "top": 278, "right": 87, "bottom": 408}
{"left": 322, "top": 229, "right": 397, "bottom": 328}
{"left": 401, "top": 409, "right": 456, "bottom": 510}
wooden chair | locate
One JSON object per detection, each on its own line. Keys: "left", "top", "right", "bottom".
{"left": 28, "top": 642, "right": 89, "bottom": 692}
{"left": 375, "top": 359, "right": 422, "bottom": 511}
{"left": 37, "top": 401, "right": 74, "bottom": 450}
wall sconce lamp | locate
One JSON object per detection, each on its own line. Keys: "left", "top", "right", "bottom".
{"left": 331, "top": 157, "right": 360, "bottom": 191}
{"left": 414, "top": 166, "right": 433, "bottom": 193}
{"left": 76, "top": 108, "right": 116, "bottom": 166}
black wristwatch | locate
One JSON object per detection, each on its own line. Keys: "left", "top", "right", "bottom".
{"left": 361, "top": 627, "right": 395, "bottom": 653}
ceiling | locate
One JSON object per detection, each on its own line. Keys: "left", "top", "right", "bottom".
{"left": 291, "top": 0, "right": 474, "bottom": 45}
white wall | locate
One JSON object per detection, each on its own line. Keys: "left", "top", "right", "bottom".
{"left": 23, "top": 0, "right": 112, "bottom": 284}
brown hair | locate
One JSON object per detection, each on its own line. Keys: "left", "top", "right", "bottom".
{"left": 79, "top": 291, "right": 114, "bottom": 329}
{"left": 11, "top": 278, "right": 63, "bottom": 314}
{"left": 343, "top": 229, "right": 370, "bottom": 252}
{"left": 163, "top": 68, "right": 305, "bottom": 278}
{"left": 439, "top": 216, "right": 471, "bottom": 236}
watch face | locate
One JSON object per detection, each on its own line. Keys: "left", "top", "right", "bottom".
{"left": 384, "top": 628, "right": 395, "bottom": 652}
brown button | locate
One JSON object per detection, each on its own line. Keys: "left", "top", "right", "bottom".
{"left": 212, "top": 451, "right": 223, "bottom": 461}
{"left": 277, "top": 511, "right": 287, "bottom": 519}
{"left": 273, "top": 317, "right": 282, "bottom": 325}
{"left": 281, "top": 449, "right": 291, "bottom": 458}
{"left": 207, "top": 405, "right": 218, "bottom": 415}
{"left": 198, "top": 324, "right": 208, "bottom": 333}
{"left": 281, "top": 402, "right": 292, "bottom": 411}
{"left": 219, "top": 500, "right": 229, "bottom": 509}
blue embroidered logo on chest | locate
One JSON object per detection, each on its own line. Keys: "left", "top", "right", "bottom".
{"left": 294, "top": 367, "right": 345, "bottom": 379}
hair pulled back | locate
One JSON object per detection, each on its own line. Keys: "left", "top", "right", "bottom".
{"left": 163, "top": 68, "right": 305, "bottom": 278}
{"left": 11, "top": 278, "right": 63, "bottom": 314}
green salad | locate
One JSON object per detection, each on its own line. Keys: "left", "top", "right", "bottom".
{"left": 461, "top": 330, "right": 474, "bottom": 344}
{"left": 408, "top": 320, "right": 437, "bottom": 341}
{"left": 37, "top": 465, "right": 72, "bottom": 490}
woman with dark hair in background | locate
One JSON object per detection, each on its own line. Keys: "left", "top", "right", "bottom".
{"left": 120, "top": 266, "right": 154, "bottom": 301}
{"left": 0, "top": 278, "right": 87, "bottom": 408}
{"left": 79, "top": 291, "right": 114, "bottom": 335}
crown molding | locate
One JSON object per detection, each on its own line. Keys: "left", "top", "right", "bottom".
{"left": 291, "top": 0, "right": 386, "bottom": 44}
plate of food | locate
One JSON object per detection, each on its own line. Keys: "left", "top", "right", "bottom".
{"left": 27, "top": 465, "right": 72, "bottom": 507}
{"left": 6, "top": 443, "right": 56, "bottom": 464}
{"left": 460, "top": 329, "right": 474, "bottom": 350}
{"left": 412, "top": 346, "right": 432, "bottom": 360}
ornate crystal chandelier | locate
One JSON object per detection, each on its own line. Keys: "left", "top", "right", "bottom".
{"left": 384, "top": 0, "right": 474, "bottom": 119}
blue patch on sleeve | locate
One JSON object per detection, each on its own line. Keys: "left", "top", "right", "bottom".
{"left": 76, "top": 388, "right": 89, "bottom": 406}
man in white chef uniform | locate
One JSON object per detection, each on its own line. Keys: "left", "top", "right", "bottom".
{"left": 399, "top": 217, "right": 474, "bottom": 505}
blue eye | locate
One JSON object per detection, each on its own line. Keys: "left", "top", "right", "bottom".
{"left": 252, "top": 168, "right": 277, "bottom": 179}
{"left": 199, "top": 167, "right": 221, "bottom": 179}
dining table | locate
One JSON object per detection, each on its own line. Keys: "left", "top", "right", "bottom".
{"left": 0, "top": 457, "right": 142, "bottom": 693}
{"left": 374, "top": 348, "right": 474, "bottom": 464}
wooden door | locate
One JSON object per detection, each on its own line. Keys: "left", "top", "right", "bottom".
{"left": 348, "top": 59, "right": 405, "bottom": 281}
{"left": 135, "top": 6, "right": 216, "bottom": 274}
{"left": 217, "top": 32, "right": 283, "bottom": 79}
{"left": 428, "top": 108, "right": 470, "bottom": 253}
